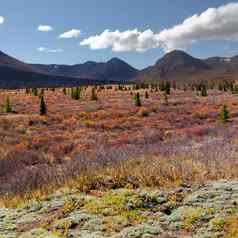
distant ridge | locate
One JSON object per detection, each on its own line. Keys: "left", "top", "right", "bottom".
{"left": 0, "top": 48, "right": 238, "bottom": 88}
{"left": 0, "top": 50, "right": 124, "bottom": 89}
{"left": 31, "top": 57, "right": 138, "bottom": 82}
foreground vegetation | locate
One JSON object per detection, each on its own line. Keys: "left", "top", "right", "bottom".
{"left": 0, "top": 180, "right": 237, "bottom": 237}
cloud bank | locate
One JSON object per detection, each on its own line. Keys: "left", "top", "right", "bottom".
{"left": 0, "top": 16, "right": 4, "bottom": 24}
{"left": 59, "top": 29, "right": 81, "bottom": 39}
{"left": 37, "top": 25, "right": 53, "bottom": 32}
{"left": 37, "top": 47, "right": 63, "bottom": 53}
{"left": 80, "top": 2, "right": 238, "bottom": 52}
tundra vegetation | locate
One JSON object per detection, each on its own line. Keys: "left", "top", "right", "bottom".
{"left": 0, "top": 81, "right": 238, "bottom": 237}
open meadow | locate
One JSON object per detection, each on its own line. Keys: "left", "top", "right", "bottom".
{"left": 0, "top": 85, "right": 238, "bottom": 237}
{"left": 1, "top": 85, "right": 238, "bottom": 197}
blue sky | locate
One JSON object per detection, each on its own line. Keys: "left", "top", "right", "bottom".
{"left": 1, "top": 0, "right": 238, "bottom": 69}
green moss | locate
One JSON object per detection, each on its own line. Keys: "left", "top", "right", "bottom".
{"left": 210, "top": 217, "right": 225, "bottom": 231}
{"left": 83, "top": 189, "right": 149, "bottom": 232}
{"left": 84, "top": 189, "right": 132, "bottom": 216}
{"left": 183, "top": 207, "right": 214, "bottom": 229}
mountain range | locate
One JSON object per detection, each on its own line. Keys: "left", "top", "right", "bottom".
{"left": 0, "top": 49, "right": 238, "bottom": 88}
{"left": 138, "top": 50, "right": 238, "bottom": 83}
{"left": 31, "top": 57, "right": 138, "bottom": 83}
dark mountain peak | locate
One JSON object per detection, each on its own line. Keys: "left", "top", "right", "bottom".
{"left": 156, "top": 50, "right": 198, "bottom": 65}
{"left": 155, "top": 49, "right": 210, "bottom": 75}
{"left": 107, "top": 57, "right": 138, "bottom": 71}
{"left": 163, "top": 49, "right": 190, "bottom": 57}
{"left": 103, "top": 57, "right": 138, "bottom": 80}
{"left": 107, "top": 57, "right": 123, "bottom": 64}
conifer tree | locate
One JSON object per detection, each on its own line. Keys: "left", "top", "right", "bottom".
{"left": 165, "top": 81, "right": 171, "bottom": 95}
{"left": 219, "top": 105, "right": 229, "bottom": 124}
{"left": 91, "top": 87, "right": 98, "bottom": 101}
{"left": 74, "top": 87, "right": 81, "bottom": 100}
{"left": 145, "top": 91, "right": 149, "bottom": 99}
{"left": 32, "top": 88, "right": 38, "bottom": 96}
{"left": 3, "top": 97, "right": 12, "bottom": 113}
{"left": 40, "top": 96, "right": 47, "bottom": 115}
{"left": 201, "top": 85, "right": 208, "bottom": 97}
{"left": 133, "top": 92, "right": 141, "bottom": 107}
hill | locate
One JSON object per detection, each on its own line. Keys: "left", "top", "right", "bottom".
{"left": 31, "top": 57, "right": 138, "bottom": 82}
{"left": 0, "top": 51, "right": 123, "bottom": 89}
{"left": 138, "top": 50, "right": 238, "bottom": 83}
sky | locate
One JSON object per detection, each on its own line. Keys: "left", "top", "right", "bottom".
{"left": 1, "top": 0, "right": 238, "bottom": 69}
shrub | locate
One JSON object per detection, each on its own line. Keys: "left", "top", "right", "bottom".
{"left": 138, "top": 107, "right": 150, "bottom": 117}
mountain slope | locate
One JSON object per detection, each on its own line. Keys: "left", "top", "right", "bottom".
{"left": 31, "top": 57, "right": 138, "bottom": 82}
{"left": 139, "top": 50, "right": 210, "bottom": 80}
{"left": 155, "top": 50, "right": 210, "bottom": 76}
{"left": 0, "top": 51, "right": 43, "bottom": 73}
{"left": 138, "top": 50, "right": 238, "bottom": 82}
{"left": 0, "top": 50, "right": 101, "bottom": 89}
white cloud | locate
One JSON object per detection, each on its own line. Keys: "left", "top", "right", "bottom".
{"left": 59, "top": 29, "right": 81, "bottom": 39}
{"left": 80, "top": 29, "right": 160, "bottom": 52}
{"left": 80, "top": 2, "right": 238, "bottom": 52}
{"left": 157, "top": 2, "right": 238, "bottom": 52}
{"left": 37, "top": 47, "right": 63, "bottom": 53}
{"left": 37, "top": 25, "right": 53, "bottom": 32}
{"left": 0, "top": 16, "right": 4, "bottom": 24}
